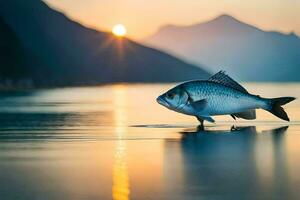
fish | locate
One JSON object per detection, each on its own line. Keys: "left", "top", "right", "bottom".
{"left": 156, "top": 71, "right": 295, "bottom": 125}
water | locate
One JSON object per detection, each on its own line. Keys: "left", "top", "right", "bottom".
{"left": 0, "top": 84, "right": 300, "bottom": 200}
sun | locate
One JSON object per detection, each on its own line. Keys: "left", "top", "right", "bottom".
{"left": 112, "top": 24, "right": 127, "bottom": 37}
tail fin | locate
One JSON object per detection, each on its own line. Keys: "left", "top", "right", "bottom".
{"left": 265, "top": 97, "right": 295, "bottom": 121}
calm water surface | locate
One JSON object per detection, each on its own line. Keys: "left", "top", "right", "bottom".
{"left": 0, "top": 84, "right": 300, "bottom": 200}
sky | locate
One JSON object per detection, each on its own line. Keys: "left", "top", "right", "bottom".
{"left": 45, "top": 0, "right": 300, "bottom": 40}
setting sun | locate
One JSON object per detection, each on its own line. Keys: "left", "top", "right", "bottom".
{"left": 112, "top": 24, "right": 127, "bottom": 37}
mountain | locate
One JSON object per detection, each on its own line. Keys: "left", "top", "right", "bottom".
{"left": 0, "top": 0, "right": 209, "bottom": 88}
{"left": 145, "top": 14, "right": 300, "bottom": 81}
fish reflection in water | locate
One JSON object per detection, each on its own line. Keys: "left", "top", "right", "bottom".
{"left": 163, "top": 125, "right": 297, "bottom": 200}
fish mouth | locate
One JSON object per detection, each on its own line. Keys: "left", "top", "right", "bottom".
{"left": 156, "top": 96, "right": 170, "bottom": 108}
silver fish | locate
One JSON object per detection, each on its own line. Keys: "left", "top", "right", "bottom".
{"left": 156, "top": 71, "right": 295, "bottom": 125}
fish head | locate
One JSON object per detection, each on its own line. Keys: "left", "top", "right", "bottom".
{"left": 156, "top": 87, "right": 189, "bottom": 111}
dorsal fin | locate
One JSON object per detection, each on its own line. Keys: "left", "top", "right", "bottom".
{"left": 208, "top": 70, "right": 248, "bottom": 93}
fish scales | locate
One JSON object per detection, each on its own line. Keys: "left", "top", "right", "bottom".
{"left": 183, "top": 81, "right": 261, "bottom": 115}
{"left": 156, "top": 71, "right": 295, "bottom": 124}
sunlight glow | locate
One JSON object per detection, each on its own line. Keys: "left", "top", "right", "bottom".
{"left": 112, "top": 24, "right": 127, "bottom": 37}
{"left": 112, "top": 85, "right": 130, "bottom": 200}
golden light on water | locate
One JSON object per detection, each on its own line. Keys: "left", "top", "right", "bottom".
{"left": 112, "top": 24, "right": 127, "bottom": 37}
{"left": 112, "top": 85, "right": 130, "bottom": 200}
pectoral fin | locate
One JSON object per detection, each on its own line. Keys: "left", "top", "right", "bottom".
{"left": 190, "top": 99, "right": 207, "bottom": 111}
{"left": 231, "top": 114, "right": 236, "bottom": 120}
{"left": 232, "top": 109, "right": 256, "bottom": 120}
{"left": 201, "top": 116, "right": 215, "bottom": 123}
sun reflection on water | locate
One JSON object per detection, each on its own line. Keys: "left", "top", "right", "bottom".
{"left": 112, "top": 85, "right": 130, "bottom": 200}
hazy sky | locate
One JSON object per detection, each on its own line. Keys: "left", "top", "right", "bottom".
{"left": 45, "top": 0, "right": 300, "bottom": 40}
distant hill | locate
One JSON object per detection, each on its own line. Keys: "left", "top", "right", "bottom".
{"left": 145, "top": 14, "right": 300, "bottom": 81}
{"left": 0, "top": 0, "right": 209, "bottom": 88}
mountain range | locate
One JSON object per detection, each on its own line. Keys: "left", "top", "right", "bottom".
{"left": 145, "top": 14, "right": 300, "bottom": 81}
{"left": 0, "top": 0, "right": 209, "bottom": 88}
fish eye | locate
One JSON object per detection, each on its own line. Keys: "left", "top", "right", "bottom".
{"left": 166, "top": 93, "right": 175, "bottom": 99}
